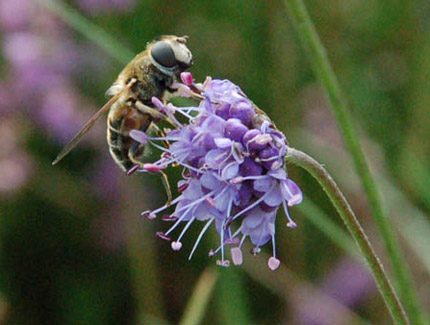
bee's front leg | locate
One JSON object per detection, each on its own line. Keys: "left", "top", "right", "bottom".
{"left": 134, "top": 101, "right": 175, "bottom": 126}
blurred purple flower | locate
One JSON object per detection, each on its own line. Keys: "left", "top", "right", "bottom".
{"left": 322, "top": 258, "right": 375, "bottom": 307}
{"left": 0, "top": 0, "right": 33, "bottom": 31}
{"left": 3, "top": 32, "right": 78, "bottom": 93}
{"left": 296, "top": 258, "right": 375, "bottom": 325}
{"left": 2, "top": 26, "right": 86, "bottom": 141}
{"left": 0, "top": 0, "right": 115, "bottom": 197}
{"left": 0, "top": 154, "right": 32, "bottom": 193}
{"left": 39, "top": 82, "right": 88, "bottom": 142}
{"left": 132, "top": 74, "right": 303, "bottom": 270}
{"left": 0, "top": 117, "right": 33, "bottom": 194}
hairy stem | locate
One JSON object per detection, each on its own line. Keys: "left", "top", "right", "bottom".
{"left": 283, "top": 0, "right": 423, "bottom": 323}
{"left": 285, "top": 148, "right": 409, "bottom": 325}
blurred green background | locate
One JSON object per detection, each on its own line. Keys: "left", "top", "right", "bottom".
{"left": 0, "top": 0, "right": 429, "bottom": 323}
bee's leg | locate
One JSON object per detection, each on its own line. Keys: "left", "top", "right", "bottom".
{"left": 149, "top": 123, "right": 180, "bottom": 168}
{"left": 128, "top": 118, "right": 152, "bottom": 167}
{"left": 126, "top": 164, "right": 141, "bottom": 176}
{"left": 128, "top": 144, "right": 172, "bottom": 206}
{"left": 187, "top": 91, "right": 204, "bottom": 101}
{"left": 126, "top": 145, "right": 144, "bottom": 175}
{"left": 135, "top": 101, "right": 175, "bottom": 126}
{"left": 149, "top": 123, "right": 170, "bottom": 149}
{"left": 160, "top": 171, "right": 172, "bottom": 206}
{"left": 149, "top": 124, "right": 182, "bottom": 168}
{"left": 165, "top": 85, "right": 204, "bottom": 102}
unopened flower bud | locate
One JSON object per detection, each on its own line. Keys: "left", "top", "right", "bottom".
{"left": 225, "top": 118, "right": 248, "bottom": 142}
{"left": 230, "top": 101, "right": 254, "bottom": 126}
{"left": 180, "top": 71, "right": 194, "bottom": 86}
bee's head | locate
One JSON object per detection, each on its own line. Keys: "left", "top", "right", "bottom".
{"left": 149, "top": 35, "right": 193, "bottom": 77}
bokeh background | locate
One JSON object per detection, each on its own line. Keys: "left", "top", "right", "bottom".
{"left": 1, "top": 0, "right": 429, "bottom": 324}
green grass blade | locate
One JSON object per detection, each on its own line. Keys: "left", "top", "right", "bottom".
{"left": 35, "top": 0, "right": 133, "bottom": 64}
{"left": 180, "top": 267, "right": 218, "bottom": 325}
{"left": 283, "top": 0, "right": 424, "bottom": 323}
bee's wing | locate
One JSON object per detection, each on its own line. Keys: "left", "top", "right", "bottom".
{"left": 52, "top": 91, "right": 123, "bottom": 165}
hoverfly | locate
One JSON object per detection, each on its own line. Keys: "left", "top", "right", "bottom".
{"left": 52, "top": 35, "right": 193, "bottom": 173}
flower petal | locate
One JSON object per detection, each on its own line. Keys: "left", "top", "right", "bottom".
{"left": 200, "top": 172, "right": 221, "bottom": 190}
{"left": 263, "top": 186, "right": 283, "bottom": 207}
{"left": 214, "top": 137, "right": 232, "bottom": 148}
{"left": 205, "top": 149, "right": 228, "bottom": 168}
{"left": 281, "top": 179, "right": 303, "bottom": 206}
{"left": 239, "top": 157, "right": 262, "bottom": 176}
{"left": 243, "top": 210, "right": 262, "bottom": 229}
{"left": 253, "top": 176, "right": 272, "bottom": 192}
{"left": 221, "top": 163, "right": 239, "bottom": 180}
{"left": 183, "top": 179, "right": 203, "bottom": 200}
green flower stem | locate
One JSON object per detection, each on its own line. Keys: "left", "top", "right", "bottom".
{"left": 285, "top": 148, "right": 409, "bottom": 325}
{"left": 283, "top": 0, "right": 423, "bottom": 323}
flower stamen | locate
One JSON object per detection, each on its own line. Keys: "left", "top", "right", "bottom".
{"left": 188, "top": 218, "right": 214, "bottom": 260}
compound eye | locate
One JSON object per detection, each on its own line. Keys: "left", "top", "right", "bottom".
{"left": 151, "top": 41, "right": 176, "bottom": 68}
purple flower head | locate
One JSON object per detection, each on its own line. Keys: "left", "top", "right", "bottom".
{"left": 0, "top": 0, "right": 33, "bottom": 31}
{"left": 131, "top": 74, "right": 303, "bottom": 270}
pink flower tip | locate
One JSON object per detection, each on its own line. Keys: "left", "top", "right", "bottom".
{"left": 126, "top": 164, "right": 140, "bottom": 175}
{"left": 177, "top": 181, "right": 189, "bottom": 192}
{"left": 268, "top": 257, "right": 280, "bottom": 271}
{"left": 151, "top": 96, "right": 164, "bottom": 108}
{"left": 161, "top": 215, "right": 178, "bottom": 221}
{"left": 161, "top": 152, "right": 171, "bottom": 159}
{"left": 142, "top": 210, "right": 156, "bottom": 220}
{"left": 171, "top": 241, "right": 182, "bottom": 251}
{"left": 180, "top": 72, "right": 194, "bottom": 86}
{"left": 143, "top": 163, "right": 165, "bottom": 172}
{"left": 231, "top": 247, "right": 243, "bottom": 265}
{"left": 216, "top": 259, "right": 230, "bottom": 267}
{"left": 156, "top": 232, "right": 171, "bottom": 241}
{"left": 286, "top": 221, "right": 297, "bottom": 228}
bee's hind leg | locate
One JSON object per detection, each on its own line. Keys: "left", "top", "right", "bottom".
{"left": 126, "top": 164, "right": 141, "bottom": 176}
{"left": 160, "top": 171, "right": 172, "bottom": 206}
{"left": 149, "top": 123, "right": 170, "bottom": 149}
{"left": 128, "top": 123, "right": 173, "bottom": 205}
{"left": 146, "top": 124, "right": 173, "bottom": 205}
{"left": 128, "top": 154, "right": 173, "bottom": 206}
{"left": 127, "top": 138, "right": 146, "bottom": 176}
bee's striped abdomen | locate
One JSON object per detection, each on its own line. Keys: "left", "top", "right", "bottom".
{"left": 107, "top": 103, "right": 152, "bottom": 172}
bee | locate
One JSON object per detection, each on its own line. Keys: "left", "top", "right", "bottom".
{"left": 52, "top": 35, "right": 193, "bottom": 173}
